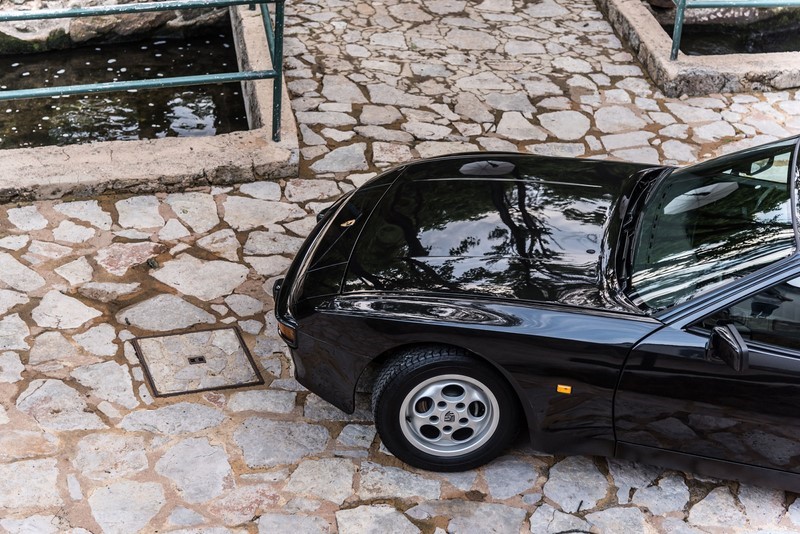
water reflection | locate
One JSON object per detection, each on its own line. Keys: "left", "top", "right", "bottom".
{"left": 346, "top": 157, "right": 627, "bottom": 310}
{"left": 0, "top": 21, "right": 247, "bottom": 148}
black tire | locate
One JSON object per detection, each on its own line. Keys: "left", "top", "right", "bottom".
{"left": 372, "top": 346, "right": 520, "bottom": 472}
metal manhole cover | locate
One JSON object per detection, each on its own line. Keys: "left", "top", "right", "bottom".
{"left": 132, "top": 327, "right": 263, "bottom": 397}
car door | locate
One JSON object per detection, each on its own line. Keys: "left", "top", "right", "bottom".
{"left": 614, "top": 272, "right": 800, "bottom": 474}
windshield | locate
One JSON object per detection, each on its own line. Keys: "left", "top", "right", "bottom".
{"left": 627, "top": 139, "right": 798, "bottom": 312}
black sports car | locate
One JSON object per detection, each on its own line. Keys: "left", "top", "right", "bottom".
{"left": 274, "top": 135, "right": 800, "bottom": 490}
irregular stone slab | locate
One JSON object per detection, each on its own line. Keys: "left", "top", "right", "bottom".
{"left": 7, "top": 205, "right": 48, "bottom": 231}
{"left": 0, "top": 314, "right": 30, "bottom": 351}
{"left": 78, "top": 282, "right": 141, "bottom": 303}
{"left": 165, "top": 192, "right": 220, "bottom": 234}
{"left": 632, "top": 474, "right": 689, "bottom": 515}
{"left": 240, "top": 181, "right": 282, "bottom": 200}
{"left": 322, "top": 74, "right": 367, "bottom": 103}
{"left": 688, "top": 487, "right": 746, "bottom": 528}
{"left": 285, "top": 179, "right": 342, "bottom": 203}
{"left": 607, "top": 459, "right": 661, "bottom": 504}
{"left": 152, "top": 254, "right": 248, "bottom": 301}
{"left": 738, "top": 484, "right": 784, "bottom": 527}
{"left": 228, "top": 390, "right": 295, "bottom": 413}
{"left": 258, "top": 514, "right": 330, "bottom": 534}
{"left": 0, "top": 514, "right": 72, "bottom": 533}
{"left": 406, "top": 500, "right": 526, "bottom": 533}
{"left": 53, "top": 220, "right": 96, "bottom": 243}
{"left": 496, "top": 112, "right": 547, "bottom": 141}
{"left": 285, "top": 458, "right": 356, "bottom": 504}
{"left": 54, "top": 256, "right": 93, "bottom": 285}
{"left": 244, "top": 232, "right": 305, "bottom": 257}
{"left": 543, "top": 456, "right": 608, "bottom": 513}
{"left": 0, "top": 351, "right": 24, "bottom": 383}
{"left": 234, "top": 418, "right": 329, "bottom": 467}
{"left": 530, "top": 503, "right": 592, "bottom": 533}
{"left": 29, "top": 331, "right": 79, "bottom": 365}
{"left": 156, "top": 437, "right": 232, "bottom": 503}
{"left": 402, "top": 121, "right": 452, "bottom": 140}
{"left": 355, "top": 125, "right": 415, "bottom": 143}
{"left": 16, "top": 379, "right": 107, "bottom": 431}
{"left": 483, "top": 456, "right": 540, "bottom": 500}
{"left": 0, "top": 235, "right": 29, "bottom": 251}
{"left": 368, "top": 83, "right": 432, "bottom": 108}
{"left": 538, "top": 111, "right": 591, "bottom": 140}
{"left": 119, "top": 402, "right": 225, "bottom": 434}
{"left": 224, "top": 294, "right": 264, "bottom": 317}
{"left": 222, "top": 197, "right": 305, "bottom": 231}
{"left": 74, "top": 324, "right": 117, "bottom": 356}
{"left": 337, "top": 424, "right": 377, "bottom": 449}
{"left": 586, "top": 507, "right": 648, "bottom": 532}
{"left": 662, "top": 140, "right": 697, "bottom": 162}
{"left": 72, "top": 434, "right": 148, "bottom": 480}
{"left": 31, "top": 290, "right": 102, "bottom": 330}
{"left": 208, "top": 484, "right": 280, "bottom": 525}
{"left": 360, "top": 105, "right": 402, "bottom": 125}
{"left": 310, "top": 143, "right": 369, "bottom": 174}
{"left": 600, "top": 131, "right": 655, "bottom": 150}
{"left": 336, "top": 505, "right": 419, "bottom": 534}
{"left": 416, "top": 141, "right": 479, "bottom": 158}
{"left": 457, "top": 71, "right": 513, "bottom": 91}
{"left": 594, "top": 106, "right": 648, "bottom": 133}
{"left": 116, "top": 294, "right": 216, "bottom": 332}
{"left": 0, "top": 253, "right": 46, "bottom": 292}
{"left": 116, "top": 195, "right": 165, "bottom": 229}
{"left": 54, "top": 199, "right": 113, "bottom": 230}
{"left": 246, "top": 256, "right": 293, "bottom": 277}
{"left": 526, "top": 143, "right": 585, "bottom": 157}
{"left": 0, "top": 430, "right": 59, "bottom": 462}
{"left": 665, "top": 102, "right": 721, "bottom": 123}
{"left": 89, "top": 480, "right": 164, "bottom": 534}
{"left": 169, "top": 507, "right": 205, "bottom": 527}
{"left": 72, "top": 361, "right": 138, "bottom": 409}
{"left": 158, "top": 219, "right": 190, "bottom": 241}
{"left": 28, "top": 240, "right": 72, "bottom": 260}
{"left": 359, "top": 461, "right": 440, "bottom": 500}
{"left": 197, "top": 229, "right": 242, "bottom": 261}
{"left": 95, "top": 242, "right": 163, "bottom": 276}
{"left": 0, "top": 459, "right": 62, "bottom": 512}
{"left": 296, "top": 111, "right": 357, "bottom": 126}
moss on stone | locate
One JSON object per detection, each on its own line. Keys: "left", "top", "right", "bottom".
{"left": 0, "top": 31, "right": 38, "bottom": 55}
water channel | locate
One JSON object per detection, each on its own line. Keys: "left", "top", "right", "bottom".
{"left": 0, "top": 19, "right": 248, "bottom": 149}
{"left": 663, "top": 14, "right": 800, "bottom": 55}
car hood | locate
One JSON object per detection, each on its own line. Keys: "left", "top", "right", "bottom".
{"left": 345, "top": 153, "right": 663, "bottom": 313}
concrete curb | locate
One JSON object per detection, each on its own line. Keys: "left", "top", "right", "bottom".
{"left": 0, "top": 5, "right": 299, "bottom": 203}
{"left": 598, "top": 0, "right": 800, "bottom": 96}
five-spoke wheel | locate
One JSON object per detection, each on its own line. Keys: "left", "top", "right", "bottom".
{"left": 372, "top": 346, "right": 519, "bottom": 471}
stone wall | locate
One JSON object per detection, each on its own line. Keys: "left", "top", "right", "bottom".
{"left": 0, "top": 0, "right": 227, "bottom": 54}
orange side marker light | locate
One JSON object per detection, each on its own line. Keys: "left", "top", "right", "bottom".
{"left": 557, "top": 384, "right": 572, "bottom": 394}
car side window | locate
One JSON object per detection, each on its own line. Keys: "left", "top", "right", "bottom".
{"left": 698, "top": 277, "right": 800, "bottom": 351}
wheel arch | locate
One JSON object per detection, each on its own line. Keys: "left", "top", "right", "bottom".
{"left": 355, "top": 341, "right": 532, "bottom": 435}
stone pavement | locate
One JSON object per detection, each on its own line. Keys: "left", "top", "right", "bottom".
{"left": 4, "top": 0, "right": 800, "bottom": 533}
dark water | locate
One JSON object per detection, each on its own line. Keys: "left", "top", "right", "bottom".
{"left": 0, "top": 22, "right": 248, "bottom": 149}
{"left": 665, "top": 20, "right": 800, "bottom": 55}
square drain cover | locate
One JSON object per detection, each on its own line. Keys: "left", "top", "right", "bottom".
{"left": 132, "top": 327, "right": 263, "bottom": 397}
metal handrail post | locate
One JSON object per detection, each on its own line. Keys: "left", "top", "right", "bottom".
{"left": 670, "top": 0, "right": 688, "bottom": 60}
{"left": 271, "top": 0, "right": 284, "bottom": 142}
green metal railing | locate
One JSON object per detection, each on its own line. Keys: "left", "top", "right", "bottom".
{"left": 670, "top": 0, "right": 800, "bottom": 60}
{"left": 0, "top": 0, "right": 285, "bottom": 141}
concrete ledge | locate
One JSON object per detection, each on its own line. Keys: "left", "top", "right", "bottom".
{"left": 598, "top": 0, "right": 800, "bottom": 96}
{"left": 0, "top": 5, "right": 298, "bottom": 203}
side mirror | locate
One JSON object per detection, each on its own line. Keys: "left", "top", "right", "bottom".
{"left": 707, "top": 323, "right": 749, "bottom": 372}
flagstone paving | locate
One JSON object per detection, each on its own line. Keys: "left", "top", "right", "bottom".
{"left": 4, "top": 0, "right": 800, "bottom": 532}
